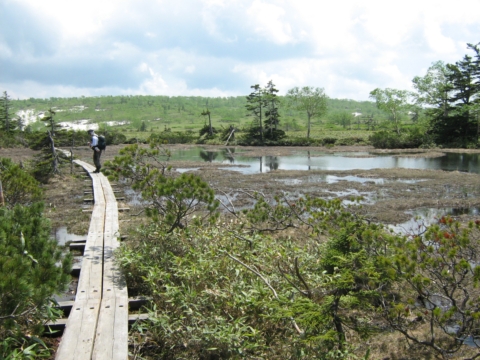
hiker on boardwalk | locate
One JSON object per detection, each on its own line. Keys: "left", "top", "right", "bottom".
{"left": 87, "top": 129, "right": 102, "bottom": 173}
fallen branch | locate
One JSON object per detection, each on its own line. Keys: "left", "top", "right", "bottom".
{"left": 214, "top": 187, "right": 237, "bottom": 215}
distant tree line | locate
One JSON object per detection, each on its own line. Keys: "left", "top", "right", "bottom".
{"left": 370, "top": 42, "right": 480, "bottom": 148}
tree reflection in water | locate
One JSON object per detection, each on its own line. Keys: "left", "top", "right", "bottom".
{"left": 199, "top": 150, "right": 218, "bottom": 162}
{"left": 221, "top": 148, "right": 235, "bottom": 164}
{"left": 265, "top": 156, "right": 279, "bottom": 171}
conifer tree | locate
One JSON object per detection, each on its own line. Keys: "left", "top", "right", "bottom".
{"left": 41, "top": 108, "right": 60, "bottom": 136}
{"left": 0, "top": 162, "right": 71, "bottom": 357}
{"left": 0, "top": 157, "right": 43, "bottom": 208}
{"left": 245, "top": 84, "right": 266, "bottom": 144}
{"left": 0, "top": 91, "right": 12, "bottom": 133}
{"left": 264, "top": 80, "right": 282, "bottom": 140}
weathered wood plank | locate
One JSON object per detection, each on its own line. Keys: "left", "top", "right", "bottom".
{"left": 57, "top": 160, "right": 104, "bottom": 358}
{"left": 76, "top": 164, "right": 107, "bottom": 301}
{"left": 56, "top": 159, "right": 129, "bottom": 360}
{"left": 46, "top": 313, "right": 149, "bottom": 332}
{"left": 69, "top": 242, "right": 85, "bottom": 254}
{"left": 54, "top": 299, "right": 101, "bottom": 360}
{"left": 128, "top": 313, "right": 149, "bottom": 322}
{"left": 56, "top": 297, "right": 150, "bottom": 313}
{"left": 92, "top": 297, "right": 129, "bottom": 360}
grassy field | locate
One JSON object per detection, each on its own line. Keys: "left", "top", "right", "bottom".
{"left": 12, "top": 94, "right": 397, "bottom": 142}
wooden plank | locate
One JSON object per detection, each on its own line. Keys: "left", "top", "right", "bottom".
{"left": 77, "top": 169, "right": 107, "bottom": 297}
{"left": 70, "top": 239, "right": 87, "bottom": 243}
{"left": 55, "top": 159, "right": 104, "bottom": 359}
{"left": 92, "top": 297, "right": 129, "bottom": 360}
{"left": 54, "top": 299, "right": 101, "bottom": 360}
{"left": 71, "top": 160, "right": 105, "bottom": 301}
{"left": 56, "top": 160, "right": 130, "bottom": 360}
{"left": 70, "top": 242, "right": 85, "bottom": 254}
{"left": 128, "top": 313, "right": 149, "bottom": 323}
{"left": 75, "top": 227, "right": 104, "bottom": 300}
{"left": 128, "top": 297, "right": 150, "bottom": 310}
{"left": 96, "top": 173, "right": 129, "bottom": 359}
{"left": 46, "top": 313, "right": 149, "bottom": 332}
{"left": 71, "top": 260, "right": 82, "bottom": 277}
{"left": 45, "top": 317, "right": 67, "bottom": 333}
{"left": 56, "top": 298, "right": 150, "bottom": 313}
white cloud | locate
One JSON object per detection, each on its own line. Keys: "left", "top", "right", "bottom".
{"left": 423, "top": 18, "right": 456, "bottom": 55}
{"left": 184, "top": 65, "right": 196, "bottom": 74}
{"left": 2, "top": 0, "right": 480, "bottom": 101}
{"left": 138, "top": 69, "right": 171, "bottom": 94}
{"left": 15, "top": 0, "right": 119, "bottom": 42}
{"left": 246, "top": 0, "right": 295, "bottom": 44}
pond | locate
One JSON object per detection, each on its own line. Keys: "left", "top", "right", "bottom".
{"left": 391, "top": 207, "right": 480, "bottom": 234}
{"left": 169, "top": 148, "right": 480, "bottom": 174}
{"left": 52, "top": 226, "right": 86, "bottom": 246}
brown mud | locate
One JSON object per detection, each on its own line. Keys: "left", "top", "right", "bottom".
{"left": 1, "top": 144, "right": 479, "bottom": 234}
{"left": 2, "top": 144, "right": 478, "bottom": 233}
{"left": 87, "top": 144, "right": 480, "bottom": 228}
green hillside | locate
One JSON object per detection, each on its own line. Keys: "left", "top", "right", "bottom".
{"left": 10, "top": 95, "right": 387, "bottom": 140}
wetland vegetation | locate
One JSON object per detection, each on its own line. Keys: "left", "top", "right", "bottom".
{"left": 1, "top": 42, "right": 480, "bottom": 359}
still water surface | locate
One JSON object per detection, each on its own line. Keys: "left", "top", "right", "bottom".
{"left": 169, "top": 148, "right": 480, "bottom": 174}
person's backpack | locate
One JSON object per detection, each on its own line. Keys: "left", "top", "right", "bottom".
{"left": 97, "top": 135, "right": 106, "bottom": 150}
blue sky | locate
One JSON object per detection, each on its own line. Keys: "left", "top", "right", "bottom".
{"left": 1, "top": 0, "right": 479, "bottom": 100}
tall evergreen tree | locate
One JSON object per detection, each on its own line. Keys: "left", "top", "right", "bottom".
{"left": 245, "top": 84, "right": 266, "bottom": 144}
{"left": 412, "top": 47, "right": 480, "bottom": 146}
{"left": 41, "top": 108, "right": 59, "bottom": 136}
{"left": 0, "top": 91, "right": 12, "bottom": 133}
{"left": 264, "top": 80, "right": 281, "bottom": 139}
{"left": 447, "top": 54, "right": 478, "bottom": 143}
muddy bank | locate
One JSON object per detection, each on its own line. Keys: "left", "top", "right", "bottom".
{"left": 67, "top": 144, "right": 479, "bottom": 228}
{"left": 2, "top": 144, "right": 479, "bottom": 231}
{"left": 195, "top": 166, "right": 479, "bottom": 225}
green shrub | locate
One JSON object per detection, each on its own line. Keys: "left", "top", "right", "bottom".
{"left": 149, "top": 131, "right": 197, "bottom": 144}
{"left": 321, "top": 137, "right": 337, "bottom": 146}
{"left": 198, "top": 124, "right": 218, "bottom": 137}
{"left": 0, "top": 203, "right": 72, "bottom": 356}
{"left": 369, "top": 129, "right": 426, "bottom": 149}
{"left": 336, "top": 137, "right": 367, "bottom": 146}
{"left": 275, "top": 137, "right": 322, "bottom": 146}
{"left": 0, "top": 157, "right": 42, "bottom": 208}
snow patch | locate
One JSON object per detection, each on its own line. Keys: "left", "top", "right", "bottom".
{"left": 58, "top": 119, "right": 96, "bottom": 131}
{"left": 57, "top": 120, "right": 130, "bottom": 131}
{"left": 16, "top": 109, "right": 43, "bottom": 125}
{"left": 106, "top": 121, "right": 130, "bottom": 126}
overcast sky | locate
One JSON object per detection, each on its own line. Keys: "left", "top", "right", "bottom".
{"left": 1, "top": 0, "right": 479, "bottom": 101}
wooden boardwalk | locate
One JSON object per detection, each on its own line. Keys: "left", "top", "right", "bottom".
{"left": 55, "top": 160, "right": 128, "bottom": 360}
